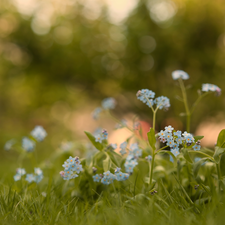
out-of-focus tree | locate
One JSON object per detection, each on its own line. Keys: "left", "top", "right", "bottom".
{"left": 0, "top": 0, "right": 225, "bottom": 148}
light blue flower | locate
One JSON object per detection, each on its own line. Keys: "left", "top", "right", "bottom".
{"left": 101, "top": 172, "right": 116, "bottom": 185}
{"left": 176, "top": 137, "right": 183, "bottom": 144}
{"left": 34, "top": 168, "right": 42, "bottom": 176}
{"left": 185, "top": 134, "right": 194, "bottom": 143}
{"left": 115, "top": 119, "right": 127, "bottom": 129}
{"left": 92, "top": 107, "right": 102, "bottom": 120}
{"left": 102, "top": 129, "right": 108, "bottom": 140}
{"left": 95, "top": 134, "right": 103, "bottom": 143}
{"left": 202, "top": 83, "right": 221, "bottom": 96}
{"left": 14, "top": 174, "right": 21, "bottom": 181}
{"left": 172, "top": 70, "right": 189, "bottom": 80}
{"left": 61, "top": 156, "right": 83, "bottom": 180}
{"left": 154, "top": 96, "right": 170, "bottom": 110}
{"left": 17, "top": 168, "right": 26, "bottom": 176}
{"left": 167, "top": 139, "right": 175, "bottom": 147}
{"left": 93, "top": 174, "right": 101, "bottom": 182}
{"left": 115, "top": 167, "right": 121, "bottom": 173}
{"left": 125, "top": 159, "right": 138, "bottom": 173}
{"left": 171, "top": 148, "right": 180, "bottom": 157}
{"left": 174, "top": 131, "right": 182, "bottom": 137}
{"left": 158, "top": 130, "right": 166, "bottom": 138}
{"left": 193, "top": 144, "right": 201, "bottom": 151}
{"left": 136, "top": 89, "right": 155, "bottom": 107}
{"left": 130, "top": 143, "right": 142, "bottom": 157}
{"left": 25, "top": 174, "right": 35, "bottom": 183}
{"left": 101, "top": 98, "right": 116, "bottom": 109}
{"left": 146, "top": 155, "right": 152, "bottom": 161}
{"left": 22, "top": 137, "right": 35, "bottom": 152}
{"left": 4, "top": 139, "right": 15, "bottom": 151}
{"left": 109, "top": 143, "right": 117, "bottom": 150}
{"left": 165, "top": 125, "right": 174, "bottom": 133}
{"left": 115, "top": 172, "right": 129, "bottom": 181}
{"left": 30, "top": 126, "right": 47, "bottom": 142}
{"left": 119, "top": 141, "right": 127, "bottom": 155}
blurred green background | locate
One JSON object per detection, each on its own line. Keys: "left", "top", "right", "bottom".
{"left": 1, "top": 0, "right": 225, "bottom": 166}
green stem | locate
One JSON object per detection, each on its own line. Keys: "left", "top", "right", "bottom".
{"left": 153, "top": 111, "right": 156, "bottom": 132}
{"left": 216, "top": 162, "right": 221, "bottom": 194}
{"left": 178, "top": 78, "right": 191, "bottom": 132}
{"left": 149, "top": 151, "right": 155, "bottom": 186}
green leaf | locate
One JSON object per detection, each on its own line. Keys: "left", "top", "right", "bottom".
{"left": 147, "top": 128, "right": 156, "bottom": 150}
{"left": 216, "top": 129, "right": 225, "bottom": 147}
{"left": 213, "top": 146, "right": 225, "bottom": 163}
{"left": 182, "top": 148, "right": 193, "bottom": 163}
{"left": 194, "top": 136, "right": 204, "bottom": 142}
{"left": 107, "top": 151, "right": 122, "bottom": 167}
{"left": 193, "top": 158, "right": 210, "bottom": 177}
{"left": 103, "top": 154, "right": 111, "bottom": 172}
{"left": 84, "top": 131, "right": 104, "bottom": 151}
{"left": 157, "top": 150, "right": 177, "bottom": 165}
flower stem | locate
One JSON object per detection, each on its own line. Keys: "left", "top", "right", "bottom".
{"left": 149, "top": 152, "right": 155, "bottom": 186}
{"left": 216, "top": 161, "right": 222, "bottom": 194}
{"left": 178, "top": 78, "right": 191, "bottom": 132}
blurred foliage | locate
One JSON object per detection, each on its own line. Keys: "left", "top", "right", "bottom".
{"left": 0, "top": 0, "right": 225, "bottom": 153}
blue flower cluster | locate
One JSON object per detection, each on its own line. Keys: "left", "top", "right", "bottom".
{"left": 202, "top": 83, "right": 221, "bottom": 96}
{"left": 158, "top": 125, "right": 201, "bottom": 157}
{"left": 171, "top": 70, "right": 189, "bottom": 80}
{"left": 30, "top": 126, "right": 47, "bottom": 142}
{"left": 92, "top": 168, "right": 129, "bottom": 185}
{"left": 4, "top": 139, "right": 15, "bottom": 151}
{"left": 22, "top": 137, "right": 36, "bottom": 152}
{"left": 115, "top": 119, "right": 127, "bottom": 129}
{"left": 95, "top": 129, "right": 108, "bottom": 143}
{"left": 60, "top": 156, "right": 83, "bottom": 180}
{"left": 136, "top": 89, "right": 170, "bottom": 110}
{"left": 14, "top": 168, "right": 43, "bottom": 183}
{"left": 92, "top": 98, "right": 116, "bottom": 120}
{"left": 119, "top": 141, "right": 127, "bottom": 155}
{"left": 124, "top": 143, "right": 142, "bottom": 173}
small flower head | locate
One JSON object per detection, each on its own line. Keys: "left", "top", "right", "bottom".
{"left": 154, "top": 96, "right": 170, "bottom": 110}
{"left": 171, "top": 148, "right": 180, "bottom": 157}
{"left": 202, "top": 83, "right": 221, "bottom": 96}
{"left": 115, "top": 167, "right": 121, "bottom": 173}
{"left": 101, "top": 98, "right": 116, "bottom": 110}
{"left": 25, "top": 174, "right": 35, "bottom": 183}
{"left": 145, "top": 155, "right": 152, "bottom": 161}
{"left": 4, "top": 139, "right": 15, "bottom": 151}
{"left": 93, "top": 174, "right": 101, "bottom": 182}
{"left": 165, "top": 125, "right": 174, "bottom": 133}
{"left": 193, "top": 144, "right": 201, "bottom": 151}
{"left": 92, "top": 107, "right": 102, "bottom": 120}
{"left": 30, "top": 126, "right": 47, "bottom": 142}
{"left": 136, "top": 89, "right": 155, "bottom": 107}
{"left": 22, "top": 137, "right": 35, "bottom": 152}
{"left": 172, "top": 70, "right": 189, "bottom": 80}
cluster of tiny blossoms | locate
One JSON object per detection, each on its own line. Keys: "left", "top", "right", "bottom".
{"left": 94, "top": 129, "right": 108, "bottom": 143}
{"left": 21, "top": 126, "right": 47, "bottom": 152}
{"left": 124, "top": 143, "right": 142, "bottom": 173}
{"left": 92, "top": 97, "right": 116, "bottom": 120}
{"left": 136, "top": 89, "right": 170, "bottom": 110}
{"left": 14, "top": 168, "right": 43, "bottom": 183}
{"left": 158, "top": 125, "right": 201, "bottom": 156}
{"left": 92, "top": 167, "right": 129, "bottom": 185}
{"left": 171, "top": 70, "right": 189, "bottom": 80}
{"left": 60, "top": 156, "right": 83, "bottom": 180}
{"left": 202, "top": 84, "right": 221, "bottom": 96}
